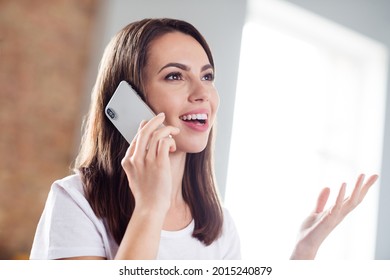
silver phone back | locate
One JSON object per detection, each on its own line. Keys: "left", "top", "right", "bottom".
{"left": 105, "top": 81, "right": 156, "bottom": 143}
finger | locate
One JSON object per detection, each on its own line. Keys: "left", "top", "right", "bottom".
{"left": 133, "top": 113, "right": 166, "bottom": 157}
{"left": 139, "top": 119, "right": 148, "bottom": 130}
{"left": 126, "top": 121, "right": 147, "bottom": 156}
{"left": 329, "top": 183, "right": 346, "bottom": 216}
{"left": 128, "top": 135, "right": 137, "bottom": 156}
{"left": 335, "top": 182, "right": 347, "bottom": 208}
{"left": 122, "top": 142, "right": 136, "bottom": 173}
{"left": 156, "top": 136, "right": 177, "bottom": 162}
{"left": 357, "top": 174, "right": 378, "bottom": 203}
{"left": 146, "top": 126, "right": 180, "bottom": 160}
{"left": 168, "top": 135, "right": 177, "bottom": 153}
{"left": 314, "top": 187, "right": 330, "bottom": 213}
{"left": 132, "top": 119, "right": 148, "bottom": 140}
{"left": 349, "top": 174, "right": 365, "bottom": 204}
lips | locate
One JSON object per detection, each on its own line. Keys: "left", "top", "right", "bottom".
{"left": 179, "top": 110, "right": 210, "bottom": 132}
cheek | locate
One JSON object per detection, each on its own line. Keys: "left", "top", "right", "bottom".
{"left": 152, "top": 101, "right": 182, "bottom": 116}
{"left": 145, "top": 88, "right": 182, "bottom": 115}
{"left": 145, "top": 95, "right": 166, "bottom": 115}
{"left": 211, "top": 91, "right": 220, "bottom": 116}
{"left": 215, "top": 94, "right": 220, "bottom": 110}
{"left": 144, "top": 82, "right": 164, "bottom": 113}
{"left": 147, "top": 98, "right": 183, "bottom": 126}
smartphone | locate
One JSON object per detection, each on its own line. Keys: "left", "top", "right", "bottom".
{"left": 105, "top": 80, "right": 156, "bottom": 143}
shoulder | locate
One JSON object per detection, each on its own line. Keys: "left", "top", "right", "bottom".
{"left": 51, "top": 173, "right": 84, "bottom": 195}
{"left": 48, "top": 173, "right": 87, "bottom": 206}
{"left": 41, "top": 173, "right": 95, "bottom": 222}
{"left": 222, "top": 207, "right": 236, "bottom": 230}
{"left": 30, "top": 173, "right": 110, "bottom": 259}
{"left": 219, "top": 207, "right": 241, "bottom": 259}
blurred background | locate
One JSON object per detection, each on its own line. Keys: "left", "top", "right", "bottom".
{"left": 0, "top": 0, "right": 389, "bottom": 260}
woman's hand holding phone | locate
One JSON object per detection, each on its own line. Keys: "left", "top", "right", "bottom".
{"left": 121, "top": 112, "right": 180, "bottom": 214}
{"left": 116, "top": 113, "right": 180, "bottom": 259}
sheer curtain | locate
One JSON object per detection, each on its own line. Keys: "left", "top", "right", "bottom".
{"left": 225, "top": 0, "right": 388, "bottom": 259}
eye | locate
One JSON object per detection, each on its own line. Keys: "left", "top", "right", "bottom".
{"left": 202, "top": 72, "right": 215, "bottom": 81}
{"left": 165, "top": 72, "right": 183, "bottom": 81}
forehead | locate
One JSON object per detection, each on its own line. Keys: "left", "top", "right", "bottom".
{"left": 146, "top": 31, "right": 210, "bottom": 69}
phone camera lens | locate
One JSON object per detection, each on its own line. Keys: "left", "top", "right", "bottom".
{"left": 106, "top": 108, "right": 117, "bottom": 119}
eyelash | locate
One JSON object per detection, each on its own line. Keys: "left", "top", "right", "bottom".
{"left": 164, "top": 72, "right": 215, "bottom": 81}
{"left": 165, "top": 72, "right": 182, "bottom": 80}
{"left": 202, "top": 73, "right": 214, "bottom": 81}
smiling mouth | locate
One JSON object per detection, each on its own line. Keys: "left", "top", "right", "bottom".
{"left": 179, "top": 113, "right": 208, "bottom": 125}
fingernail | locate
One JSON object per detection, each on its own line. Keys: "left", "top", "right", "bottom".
{"left": 158, "top": 112, "right": 165, "bottom": 117}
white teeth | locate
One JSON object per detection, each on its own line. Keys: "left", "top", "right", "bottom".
{"left": 197, "top": 114, "right": 207, "bottom": 120}
{"left": 180, "top": 113, "right": 208, "bottom": 121}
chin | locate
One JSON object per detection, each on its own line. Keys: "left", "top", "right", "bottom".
{"left": 178, "top": 141, "right": 208, "bottom": 154}
{"left": 188, "top": 147, "right": 207, "bottom": 154}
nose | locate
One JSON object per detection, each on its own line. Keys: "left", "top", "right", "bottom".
{"left": 189, "top": 80, "right": 210, "bottom": 102}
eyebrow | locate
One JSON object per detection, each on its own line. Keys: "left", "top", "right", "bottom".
{"left": 158, "top": 62, "right": 213, "bottom": 73}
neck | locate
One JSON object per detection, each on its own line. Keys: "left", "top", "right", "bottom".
{"left": 162, "top": 151, "right": 192, "bottom": 231}
{"left": 169, "top": 151, "right": 186, "bottom": 202}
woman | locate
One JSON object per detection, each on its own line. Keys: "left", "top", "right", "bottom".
{"left": 30, "top": 18, "right": 378, "bottom": 260}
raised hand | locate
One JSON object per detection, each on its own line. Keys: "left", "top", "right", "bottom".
{"left": 290, "top": 174, "right": 378, "bottom": 260}
{"left": 116, "top": 113, "right": 180, "bottom": 259}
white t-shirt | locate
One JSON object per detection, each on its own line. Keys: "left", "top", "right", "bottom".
{"left": 30, "top": 174, "right": 241, "bottom": 260}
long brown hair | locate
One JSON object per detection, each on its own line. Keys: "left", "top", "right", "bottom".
{"left": 74, "top": 18, "right": 223, "bottom": 246}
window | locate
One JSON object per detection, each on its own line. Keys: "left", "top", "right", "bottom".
{"left": 225, "top": 0, "right": 388, "bottom": 259}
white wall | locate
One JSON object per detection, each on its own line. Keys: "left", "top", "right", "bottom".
{"left": 82, "top": 0, "right": 247, "bottom": 198}
{"left": 284, "top": 0, "right": 390, "bottom": 260}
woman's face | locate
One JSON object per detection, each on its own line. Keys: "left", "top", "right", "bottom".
{"left": 143, "top": 31, "right": 219, "bottom": 153}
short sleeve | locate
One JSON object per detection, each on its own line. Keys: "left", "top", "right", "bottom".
{"left": 222, "top": 208, "right": 241, "bottom": 259}
{"left": 30, "top": 180, "right": 107, "bottom": 259}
